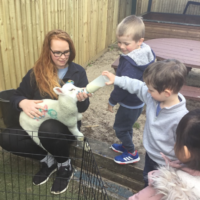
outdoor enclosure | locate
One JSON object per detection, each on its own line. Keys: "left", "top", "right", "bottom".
{"left": 0, "top": 128, "right": 110, "bottom": 200}
{"left": 0, "top": 0, "right": 132, "bottom": 91}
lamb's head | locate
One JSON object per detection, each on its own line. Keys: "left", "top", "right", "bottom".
{"left": 53, "top": 82, "right": 82, "bottom": 101}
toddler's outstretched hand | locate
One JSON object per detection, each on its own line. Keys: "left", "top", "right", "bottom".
{"left": 107, "top": 103, "right": 114, "bottom": 113}
{"left": 102, "top": 71, "right": 115, "bottom": 85}
{"left": 160, "top": 152, "right": 182, "bottom": 168}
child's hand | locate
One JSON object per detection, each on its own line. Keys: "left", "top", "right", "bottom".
{"left": 107, "top": 104, "right": 114, "bottom": 113}
{"left": 102, "top": 71, "right": 115, "bottom": 85}
{"left": 160, "top": 152, "right": 182, "bottom": 168}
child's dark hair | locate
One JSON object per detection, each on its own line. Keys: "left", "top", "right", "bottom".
{"left": 143, "top": 59, "right": 187, "bottom": 94}
{"left": 175, "top": 109, "right": 200, "bottom": 170}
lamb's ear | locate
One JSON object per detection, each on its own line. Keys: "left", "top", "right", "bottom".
{"left": 53, "top": 87, "right": 65, "bottom": 95}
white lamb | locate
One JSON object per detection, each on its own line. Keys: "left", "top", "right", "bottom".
{"left": 19, "top": 82, "right": 90, "bottom": 151}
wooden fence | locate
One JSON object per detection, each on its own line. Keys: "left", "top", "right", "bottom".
{"left": 136, "top": 0, "right": 200, "bottom": 15}
{"left": 0, "top": 0, "right": 132, "bottom": 91}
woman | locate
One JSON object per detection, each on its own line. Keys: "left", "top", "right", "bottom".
{"left": 0, "top": 30, "right": 90, "bottom": 194}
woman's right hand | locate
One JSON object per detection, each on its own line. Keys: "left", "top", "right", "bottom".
{"left": 19, "top": 99, "right": 45, "bottom": 119}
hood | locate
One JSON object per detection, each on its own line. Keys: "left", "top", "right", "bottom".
{"left": 151, "top": 166, "right": 200, "bottom": 200}
{"left": 122, "top": 43, "right": 155, "bottom": 66}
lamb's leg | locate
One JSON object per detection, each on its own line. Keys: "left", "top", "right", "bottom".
{"left": 68, "top": 126, "right": 90, "bottom": 151}
{"left": 77, "top": 113, "right": 82, "bottom": 121}
{"left": 68, "top": 126, "right": 84, "bottom": 141}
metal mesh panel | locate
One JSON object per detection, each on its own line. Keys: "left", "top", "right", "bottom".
{"left": 0, "top": 128, "right": 110, "bottom": 200}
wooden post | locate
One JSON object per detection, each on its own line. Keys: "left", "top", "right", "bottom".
{"left": 147, "top": 0, "right": 152, "bottom": 12}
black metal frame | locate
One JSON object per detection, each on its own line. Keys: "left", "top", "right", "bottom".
{"left": 145, "top": 0, "right": 200, "bottom": 16}
{"left": 183, "top": 1, "right": 200, "bottom": 14}
{"left": 0, "top": 128, "right": 110, "bottom": 200}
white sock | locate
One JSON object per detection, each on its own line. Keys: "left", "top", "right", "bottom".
{"left": 57, "top": 159, "right": 71, "bottom": 170}
{"left": 40, "top": 154, "right": 56, "bottom": 168}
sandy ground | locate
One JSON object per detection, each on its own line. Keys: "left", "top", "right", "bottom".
{"left": 81, "top": 45, "right": 200, "bottom": 155}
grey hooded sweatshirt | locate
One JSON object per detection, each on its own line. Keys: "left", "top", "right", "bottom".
{"left": 114, "top": 76, "right": 188, "bottom": 165}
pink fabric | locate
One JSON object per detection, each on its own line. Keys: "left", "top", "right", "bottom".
{"left": 129, "top": 153, "right": 200, "bottom": 200}
{"left": 128, "top": 186, "right": 163, "bottom": 200}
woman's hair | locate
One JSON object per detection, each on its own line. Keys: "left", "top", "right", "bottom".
{"left": 32, "top": 29, "right": 76, "bottom": 99}
{"left": 175, "top": 109, "right": 200, "bottom": 170}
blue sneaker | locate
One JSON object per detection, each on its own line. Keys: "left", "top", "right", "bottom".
{"left": 114, "top": 151, "right": 140, "bottom": 164}
{"left": 111, "top": 144, "right": 127, "bottom": 153}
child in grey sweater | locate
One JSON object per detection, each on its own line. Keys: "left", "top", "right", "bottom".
{"left": 102, "top": 59, "right": 188, "bottom": 187}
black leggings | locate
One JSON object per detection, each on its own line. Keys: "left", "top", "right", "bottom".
{"left": 0, "top": 119, "right": 77, "bottom": 163}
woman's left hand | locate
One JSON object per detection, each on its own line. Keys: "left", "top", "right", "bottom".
{"left": 76, "top": 89, "right": 92, "bottom": 102}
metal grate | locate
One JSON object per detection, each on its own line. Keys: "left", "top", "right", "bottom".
{"left": 0, "top": 128, "right": 110, "bottom": 200}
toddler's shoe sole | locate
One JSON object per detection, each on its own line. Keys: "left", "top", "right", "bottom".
{"left": 114, "top": 157, "right": 140, "bottom": 164}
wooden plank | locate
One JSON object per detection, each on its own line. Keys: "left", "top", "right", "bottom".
{"left": 21, "top": 0, "right": 30, "bottom": 73}
{"left": 73, "top": 0, "right": 78, "bottom": 64}
{"left": 112, "top": 0, "right": 119, "bottom": 43}
{"left": 82, "top": 0, "right": 88, "bottom": 65}
{"left": 26, "top": 0, "right": 35, "bottom": 69}
{"left": 126, "top": 0, "right": 132, "bottom": 16}
{"left": 68, "top": 0, "right": 74, "bottom": 39}
{"left": 2, "top": 0, "right": 16, "bottom": 89}
{"left": 54, "top": 0, "right": 58, "bottom": 29}
{"left": 96, "top": 0, "right": 103, "bottom": 53}
{"left": 86, "top": 0, "right": 91, "bottom": 63}
{"left": 180, "top": 85, "right": 200, "bottom": 101}
{"left": 78, "top": 0, "right": 83, "bottom": 65}
{"left": 50, "top": 0, "right": 55, "bottom": 30}
{"left": 61, "top": 0, "right": 65, "bottom": 31}
{"left": 47, "top": 0, "right": 51, "bottom": 31}
{"left": 57, "top": 0, "right": 61, "bottom": 29}
{"left": 136, "top": 0, "right": 142, "bottom": 15}
{"left": 89, "top": 0, "right": 97, "bottom": 59}
{"left": 144, "top": 22, "right": 200, "bottom": 41}
{"left": 144, "top": 38, "right": 200, "bottom": 69}
{"left": 31, "top": 0, "right": 38, "bottom": 62}
{"left": 111, "top": 57, "right": 120, "bottom": 73}
{"left": 101, "top": 0, "right": 108, "bottom": 50}
{"left": 105, "top": 0, "right": 113, "bottom": 47}
{"left": 0, "top": 0, "right": 6, "bottom": 90}
{"left": 8, "top": 0, "right": 22, "bottom": 86}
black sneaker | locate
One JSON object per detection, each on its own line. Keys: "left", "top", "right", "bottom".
{"left": 51, "top": 165, "right": 74, "bottom": 194}
{"left": 33, "top": 162, "right": 57, "bottom": 185}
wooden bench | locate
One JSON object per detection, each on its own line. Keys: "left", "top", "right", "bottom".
{"left": 111, "top": 57, "right": 200, "bottom": 101}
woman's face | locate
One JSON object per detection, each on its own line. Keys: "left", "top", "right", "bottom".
{"left": 50, "top": 39, "right": 70, "bottom": 69}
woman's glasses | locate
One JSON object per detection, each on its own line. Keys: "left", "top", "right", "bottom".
{"left": 50, "top": 49, "right": 70, "bottom": 57}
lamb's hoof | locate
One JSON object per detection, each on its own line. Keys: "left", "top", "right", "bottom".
{"left": 84, "top": 142, "right": 91, "bottom": 152}
{"left": 76, "top": 140, "right": 91, "bottom": 151}
{"left": 77, "top": 137, "right": 84, "bottom": 142}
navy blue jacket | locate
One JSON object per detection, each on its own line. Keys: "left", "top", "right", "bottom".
{"left": 11, "top": 62, "right": 90, "bottom": 114}
{"left": 109, "top": 52, "right": 155, "bottom": 107}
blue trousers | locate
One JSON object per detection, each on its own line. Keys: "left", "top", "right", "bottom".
{"left": 113, "top": 105, "right": 143, "bottom": 153}
{"left": 143, "top": 153, "right": 159, "bottom": 187}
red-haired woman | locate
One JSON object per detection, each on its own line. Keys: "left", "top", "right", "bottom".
{"left": 0, "top": 30, "right": 90, "bottom": 194}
